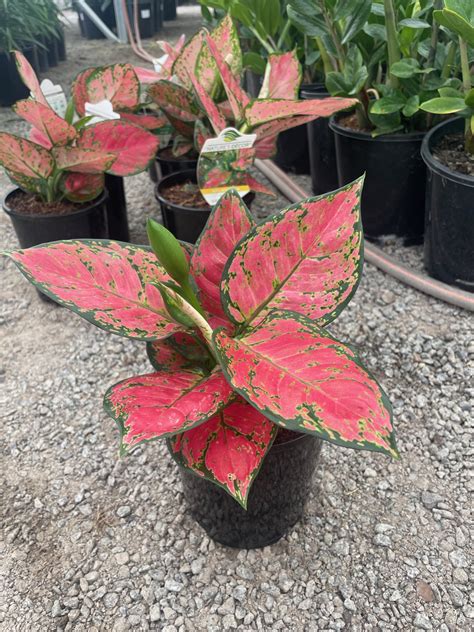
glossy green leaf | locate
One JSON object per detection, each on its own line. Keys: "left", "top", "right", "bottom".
{"left": 420, "top": 97, "right": 467, "bottom": 114}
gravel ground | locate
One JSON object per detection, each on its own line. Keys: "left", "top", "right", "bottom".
{"left": 1, "top": 7, "right": 473, "bottom": 632}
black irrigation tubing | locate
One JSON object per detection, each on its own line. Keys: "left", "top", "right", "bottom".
{"left": 256, "top": 159, "right": 474, "bottom": 313}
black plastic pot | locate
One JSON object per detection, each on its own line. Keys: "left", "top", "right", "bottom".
{"left": 77, "top": 0, "right": 116, "bottom": 39}
{"left": 153, "top": 0, "right": 163, "bottom": 32}
{"left": 104, "top": 174, "right": 130, "bottom": 241}
{"left": 180, "top": 432, "right": 322, "bottom": 548}
{"left": 57, "top": 27, "right": 67, "bottom": 62}
{"left": 46, "top": 36, "right": 59, "bottom": 68}
{"left": 303, "top": 87, "right": 339, "bottom": 195}
{"left": 330, "top": 116, "right": 427, "bottom": 245}
{"left": 37, "top": 37, "right": 49, "bottom": 72}
{"left": 2, "top": 189, "right": 109, "bottom": 302}
{"left": 155, "top": 170, "right": 254, "bottom": 244}
{"left": 274, "top": 83, "right": 324, "bottom": 176}
{"left": 22, "top": 45, "right": 40, "bottom": 75}
{"left": 421, "top": 117, "right": 474, "bottom": 292}
{"left": 126, "top": 0, "right": 154, "bottom": 39}
{"left": 150, "top": 147, "right": 198, "bottom": 183}
{"left": 163, "top": 0, "right": 177, "bottom": 20}
{"left": 0, "top": 52, "right": 30, "bottom": 107}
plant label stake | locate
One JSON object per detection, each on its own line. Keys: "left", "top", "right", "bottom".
{"left": 198, "top": 128, "right": 257, "bottom": 205}
{"left": 85, "top": 99, "right": 121, "bottom": 125}
{"left": 39, "top": 79, "right": 68, "bottom": 118}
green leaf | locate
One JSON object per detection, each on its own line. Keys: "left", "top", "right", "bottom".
{"left": 438, "top": 86, "right": 463, "bottom": 98}
{"left": 370, "top": 96, "right": 406, "bottom": 115}
{"left": 146, "top": 218, "right": 190, "bottom": 286}
{"left": 399, "top": 18, "right": 430, "bottom": 29}
{"left": 287, "top": 4, "right": 326, "bottom": 38}
{"left": 465, "top": 88, "right": 474, "bottom": 107}
{"left": 434, "top": 9, "right": 474, "bottom": 46}
{"left": 341, "top": 0, "right": 372, "bottom": 44}
{"left": 390, "top": 58, "right": 420, "bottom": 79}
{"left": 243, "top": 52, "right": 266, "bottom": 74}
{"left": 420, "top": 97, "right": 467, "bottom": 114}
{"left": 402, "top": 95, "right": 420, "bottom": 117}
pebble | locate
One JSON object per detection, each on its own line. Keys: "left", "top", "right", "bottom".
{"left": 103, "top": 592, "right": 119, "bottom": 609}
{"left": 421, "top": 491, "right": 443, "bottom": 509}
{"left": 116, "top": 506, "right": 131, "bottom": 518}
{"left": 414, "top": 613, "right": 432, "bottom": 630}
{"left": 149, "top": 604, "right": 161, "bottom": 622}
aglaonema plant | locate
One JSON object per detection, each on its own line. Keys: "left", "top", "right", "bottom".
{"left": 0, "top": 52, "right": 160, "bottom": 203}
{"left": 2, "top": 180, "right": 398, "bottom": 509}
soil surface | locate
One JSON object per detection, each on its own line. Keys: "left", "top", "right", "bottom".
{"left": 160, "top": 180, "right": 210, "bottom": 208}
{"left": 159, "top": 146, "right": 198, "bottom": 161}
{"left": 6, "top": 189, "right": 90, "bottom": 216}
{"left": 433, "top": 132, "right": 474, "bottom": 176}
{"left": 336, "top": 111, "right": 372, "bottom": 133}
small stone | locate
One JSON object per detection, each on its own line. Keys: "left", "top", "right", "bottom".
{"left": 222, "top": 614, "right": 237, "bottom": 630}
{"left": 85, "top": 571, "right": 99, "bottom": 582}
{"left": 381, "top": 290, "right": 395, "bottom": 304}
{"left": 364, "top": 467, "right": 377, "bottom": 478}
{"left": 390, "top": 590, "right": 402, "bottom": 602}
{"left": 373, "top": 534, "right": 391, "bottom": 547}
{"left": 103, "top": 592, "right": 119, "bottom": 609}
{"left": 51, "top": 600, "right": 62, "bottom": 617}
{"left": 416, "top": 580, "right": 435, "bottom": 603}
{"left": 236, "top": 565, "right": 254, "bottom": 580}
{"left": 149, "top": 604, "right": 161, "bottom": 622}
{"left": 298, "top": 599, "right": 312, "bottom": 611}
{"left": 278, "top": 574, "right": 294, "bottom": 593}
{"left": 115, "top": 552, "right": 129, "bottom": 565}
{"left": 164, "top": 579, "right": 183, "bottom": 592}
{"left": 421, "top": 491, "right": 442, "bottom": 510}
{"left": 449, "top": 549, "right": 468, "bottom": 568}
{"left": 116, "top": 506, "right": 131, "bottom": 518}
{"left": 218, "top": 597, "right": 235, "bottom": 615}
{"left": 414, "top": 613, "right": 432, "bottom": 630}
{"left": 344, "top": 598, "right": 356, "bottom": 612}
{"left": 448, "top": 586, "right": 464, "bottom": 608}
{"left": 453, "top": 568, "right": 468, "bottom": 584}
{"left": 232, "top": 585, "right": 246, "bottom": 602}
{"left": 33, "top": 498, "right": 43, "bottom": 509}
{"left": 191, "top": 557, "right": 204, "bottom": 574}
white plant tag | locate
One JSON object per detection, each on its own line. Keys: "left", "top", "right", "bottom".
{"left": 39, "top": 79, "right": 68, "bottom": 117}
{"left": 85, "top": 99, "right": 121, "bottom": 125}
{"left": 152, "top": 54, "right": 169, "bottom": 73}
{"left": 141, "top": 9, "right": 151, "bottom": 18}
{"left": 201, "top": 127, "right": 257, "bottom": 153}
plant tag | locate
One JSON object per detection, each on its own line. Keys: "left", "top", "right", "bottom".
{"left": 85, "top": 99, "right": 121, "bottom": 125}
{"left": 141, "top": 9, "right": 151, "bottom": 19}
{"left": 39, "top": 79, "right": 68, "bottom": 117}
{"left": 152, "top": 54, "right": 169, "bottom": 73}
{"left": 198, "top": 128, "right": 257, "bottom": 205}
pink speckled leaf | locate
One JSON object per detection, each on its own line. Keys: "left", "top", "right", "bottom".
{"left": 194, "top": 120, "right": 212, "bottom": 151}
{"left": 121, "top": 111, "right": 168, "bottom": 131}
{"left": 187, "top": 68, "right": 226, "bottom": 134}
{"left": 71, "top": 67, "right": 96, "bottom": 116}
{"left": 52, "top": 147, "right": 116, "bottom": 174}
{"left": 259, "top": 51, "right": 302, "bottom": 100}
{"left": 196, "top": 16, "right": 242, "bottom": 96}
{"left": 148, "top": 80, "right": 199, "bottom": 122}
{"left": 190, "top": 189, "right": 255, "bottom": 328}
{"left": 245, "top": 175, "right": 275, "bottom": 196}
{"left": 0, "top": 132, "right": 54, "bottom": 180}
{"left": 14, "top": 51, "right": 48, "bottom": 105}
{"left": 146, "top": 332, "right": 213, "bottom": 372}
{"left": 221, "top": 179, "right": 364, "bottom": 328}
{"left": 86, "top": 64, "right": 140, "bottom": 111}
{"left": 14, "top": 100, "right": 77, "bottom": 147}
{"left": 5, "top": 241, "right": 181, "bottom": 340}
{"left": 172, "top": 31, "right": 205, "bottom": 89}
{"left": 244, "top": 96, "right": 357, "bottom": 128}
{"left": 204, "top": 34, "right": 249, "bottom": 121}
{"left": 134, "top": 66, "right": 162, "bottom": 83}
{"left": 169, "top": 398, "right": 277, "bottom": 507}
{"left": 104, "top": 368, "right": 234, "bottom": 453}
{"left": 78, "top": 120, "right": 159, "bottom": 176}
{"left": 213, "top": 311, "right": 397, "bottom": 458}
{"left": 62, "top": 173, "right": 104, "bottom": 202}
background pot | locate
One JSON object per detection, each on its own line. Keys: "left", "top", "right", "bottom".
{"left": 421, "top": 117, "right": 474, "bottom": 292}
{"left": 273, "top": 83, "right": 324, "bottom": 176}
{"left": 150, "top": 147, "right": 198, "bottom": 182}
{"left": 163, "top": 0, "right": 177, "bottom": 21}
{"left": 126, "top": 0, "right": 154, "bottom": 39}
{"left": 57, "top": 26, "right": 67, "bottom": 62}
{"left": 77, "top": 0, "right": 116, "bottom": 39}
{"left": 180, "top": 432, "right": 322, "bottom": 549}
{"left": 104, "top": 175, "right": 130, "bottom": 241}
{"left": 46, "top": 37, "right": 59, "bottom": 68}
{"left": 155, "top": 170, "right": 254, "bottom": 243}
{"left": 22, "top": 45, "right": 40, "bottom": 75}
{"left": 153, "top": 0, "right": 163, "bottom": 32}
{"left": 302, "top": 87, "right": 339, "bottom": 195}
{"left": 0, "top": 52, "right": 30, "bottom": 107}
{"left": 330, "top": 116, "right": 426, "bottom": 245}
{"left": 37, "top": 37, "right": 49, "bottom": 72}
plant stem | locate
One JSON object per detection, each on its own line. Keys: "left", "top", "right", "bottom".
{"left": 315, "top": 37, "right": 337, "bottom": 75}
{"left": 384, "top": 0, "right": 400, "bottom": 89}
{"left": 459, "top": 37, "right": 473, "bottom": 154}
{"left": 441, "top": 41, "right": 456, "bottom": 78}
{"left": 249, "top": 27, "right": 276, "bottom": 55}
{"left": 424, "top": 0, "right": 442, "bottom": 84}
{"left": 276, "top": 19, "right": 291, "bottom": 51}
{"left": 320, "top": 3, "right": 345, "bottom": 71}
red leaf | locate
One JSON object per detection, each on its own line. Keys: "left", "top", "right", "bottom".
{"left": 169, "top": 398, "right": 277, "bottom": 508}
{"left": 104, "top": 368, "right": 234, "bottom": 452}
{"left": 62, "top": 173, "right": 104, "bottom": 202}
{"left": 172, "top": 31, "right": 205, "bottom": 89}
{"left": 190, "top": 189, "right": 255, "bottom": 328}
{"left": 86, "top": 64, "right": 140, "bottom": 111}
{"left": 259, "top": 51, "right": 302, "bottom": 100}
{"left": 71, "top": 68, "right": 96, "bottom": 117}
{"left": 6, "top": 241, "right": 181, "bottom": 340}
{"left": 0, "top": 133, "right": 54, "bottom": 180}
{"left": 14, "top": 51, "right": 48, "bottom": 106}
{"left": 14, "top": 100, "right": 77, "bottom": 147}
{"left": 78, "top": 120, "right": 159, "bottom": 176}
{"left": 121, "top": 111, "right": 169, "bottom": 131}
{"left": 147, "top": 332, "right": 212, "bottom": 372}
{"left": 213, "top": 311, "right": 398, "bottom": 458}
{"left": 186, "top": 69, "right": 226, "bottom": 135}
{"left": 52, "top": 147, "right": 116, "bottom": 173}
{"left": 245, "top": 175, "right": 276, "bottom": 197}
{"left": 148, "top": 80, "right": 199, "bottom": 122}
{"left": 221, "top": 179, "right": 363, "bottom": 328}
{"left": 244, "top": 97, "right": 357, "bottom": 128}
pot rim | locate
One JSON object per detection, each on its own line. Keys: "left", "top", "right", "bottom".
{"left": 156, "top": 146, "right": 198, "bottom": 165}
{"left": 2, "top": 187, "right": 108, "bottom": 222}
{"left": 329, "top": 114, "right": 427, "bottom": 143}
{"left": 421, "top": 116, "right": 474, "bottom": 187}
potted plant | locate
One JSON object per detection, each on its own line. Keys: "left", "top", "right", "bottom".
{"left": 2, "top": 178, "right": 398, "bottom": 548}
{"left": 72, "top": 62, "right": 168, "bottom": 240}
{"left": 0, "top": 52, "right": 159, "bottom": 279}
{"left": 419, "top": 0, "right": 474, "bottom": 290}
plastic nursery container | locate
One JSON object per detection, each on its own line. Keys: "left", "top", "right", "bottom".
{"left": 22, "top": 45, "right": 40, "bottom": 75}
{"left": 421, "top": 117, "right": 474, "bottom": 292}
{"left": 37, "top": 36, "right": 49, "bottom": 72}
{"left": 77, "top": 0, "right": 116, "bottom": 40}
{"left": 46, "top": 37, "right": 59, "bottom": 68}
{"left": 0, "top": 52, "right": 30, "bottom": 107}
{"left": 57, "top": 26, "right": 67, "bottom": 62}
{"left": 126, "top": 0, "right": 155, "bottom": 39}
{"left": 150, "top": 147, "right": 198, "bottom": 183}
{"left": 155, "top": 170, "right": 254, "bottom": 244}
{"left": 330, "top": 115, "right": 427, "bottom": 245}
{"left": 104, "top": 174, "right": 130, "bottom": 242}
{"left": 153, "top": 0, "right": 163, "bottom": 32}
{"left": 163, "top": 0, "right": 177, "bottom": 21}
{"left": 179, "top": 432, "right": 322, "bottom": 548}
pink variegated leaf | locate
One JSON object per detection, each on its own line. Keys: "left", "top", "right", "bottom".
{"left": 14, "top": 51, "right": 48, "bottom": 105}
{"left": 148, "top": 80, "right": 199, "bottom": 122}
{"left": 196, "top": 16, "right": 242, "bottom": 96}
{"left": 62, "top": 173, "right": 104, "bottom": 202}
{"left": 120, "top": 111, "right": 169, "bottom": 131}
{"left": 244, "top": 96, "right": 357, "bottom": 128}
{"left": 0, "top": 133, "right": 54, "bottom": 180}
{"left": 52, "top": 147, "right": 116, "bottom": 174}
{"left": 221, "top": 178, "right": 364, "bottom": 328}
{"left": 30, "top": 126, "right": 53, "bottom": 149}
{"left": 104, "top": 368, "right": 234, "bottom": 453}
{"left": 157, "top": 34, "right": 186, "bottom": 60}
{"left": 190, "top": 189, "right": 255, "bottom": 328}
{"left": 71, "top": 68, "right": 96, "bottom": 117}
{"left": 168, "top": 398, "right": 277, "bottom": 508}
{"left": 134, "top": 66, "right": 162, "bottom": 84}
{"left": 147, "top": 332, "right": 213, "bottom": 372}
{"left": 5, "top": 241, "right": 181, "bottom": 340}
{"left": 186, "top": 69, "right": 226, "bottom": 134}
{"left": 14, "top": 100, "right": 77, "bottom": 147}
{"left": 213, "top": 311, "right": 398, "bottom": 458}
{"left": 86, "top": 64, "right": 140, "bottom": 111}
{"left": 166, "top": 113, "right": 195, "bottom": 140}
{"left": 172, "top": 31, "right": 205, "bottom": 89}
{"left": 194, "top": 119, "right": 212, "bottom": 152}
{"left": 259, "top": 51, "right": 302, "bottom": 100}
{"left": 217, "top": 100, "right": 234, "bottom": 120}
{"left": 78, "top": 120, "right": 159, "bottom": 176}
{"left": 245, "top": 175, "right": 276, "bottom": 197}
{"left": 204, "top": 34, "right": 250, "bottom": 121}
